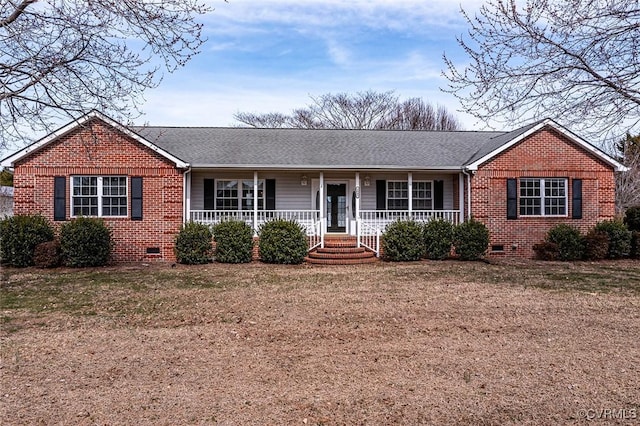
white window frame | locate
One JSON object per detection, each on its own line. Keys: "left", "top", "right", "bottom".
{"left": 412, "top": 180, "right": 433, "bottom": 210}
{"left": 215, "top": 179, "right": 239, "bottom": 210}
{"left": 387, "top": 180, "right": 433, "bottom": 210}
{"left": 519, "top": 178, "right": 568, "bottom": 217}
{"left": 241, "top": 180, "right": 264, "bottom": 211}
{"left": 71, "top": 176, "right": 128, "bottom": 218}
{"left": 216, "top": 179, "right": 265, "bottom": 211}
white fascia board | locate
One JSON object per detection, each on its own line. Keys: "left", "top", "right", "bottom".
{"left": 0, "top": 111, "right": 190, "bottom": 169}
{"left": 190, "top": 164, "right": 464, "bottom": 171}
{"left": 465, "top": 119, "right": 628, "bottom": 172}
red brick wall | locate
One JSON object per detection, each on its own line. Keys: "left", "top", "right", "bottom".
{"left": 13, "top": 119, "right": 184, "bottom": 262}
{"left": 471, "top": 127, "right": 616, "bottom": 258}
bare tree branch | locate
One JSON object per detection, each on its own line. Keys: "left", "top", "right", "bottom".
{"left": 443, "top": 0, "right": 640, "bottom": 141}
{"left": 0, "top": 0, "right": 214, "bottom": 150}
{"left": 234, "top": 91, "right": 461, "bottom": 131}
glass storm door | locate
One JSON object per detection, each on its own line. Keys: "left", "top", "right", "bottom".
{"left": 326, "top": 183, "right": 347, "bottom": 232}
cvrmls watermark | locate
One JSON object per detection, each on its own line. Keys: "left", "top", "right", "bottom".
{"left": 578, "top": 408, "right": 637, "bottom": 421}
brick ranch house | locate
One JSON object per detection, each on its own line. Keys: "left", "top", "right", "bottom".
{"left": 0, "top": 111, "right": 626, "bottom": 262}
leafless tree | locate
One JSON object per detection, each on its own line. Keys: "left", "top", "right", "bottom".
{"left": 443, "top": 0, "right": 640, "bottom": 140}
{"left": 234, "top": 91, "right": 461, "bottom": 130}
{"left": 616, "top": 134, "right": 640, "bottom": 213}
{"left": 0, "top": 0, "right": 213, "bottom": 150}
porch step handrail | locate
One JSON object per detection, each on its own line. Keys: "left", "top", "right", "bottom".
{"left": 356, "top": 219, "right": 381, "bottom": 257}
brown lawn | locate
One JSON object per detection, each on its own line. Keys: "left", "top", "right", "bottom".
{"left": 1, "top": 259, "right": 639, "bottom": 425}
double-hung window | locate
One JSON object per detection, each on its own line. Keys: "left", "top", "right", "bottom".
{"left": 216, "top": 179, "right": 265, "bottom": 210}
{"left": 519, "top": 178, "right": 567, "bottom": 216}
{"left": 71, "top": 176, "right": 127, "bottom": 217}
{"left": 412, "top": 181, "right": 433, "bottom": 210}
{"left": 387, "top": 180, "right": 433, "bottom": 210}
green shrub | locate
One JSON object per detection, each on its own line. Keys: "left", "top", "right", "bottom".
{"left": 631, "top": 231, "right": 640, "bottom": 259}
{"left": 258, "top": 219, "right": 308, "bottom": 264}
{"left": 60, "top": 217, "right": 113, "bottom": 267}
{"left": 532, "top": 241, "right": 559, "bottom": 261}
{"left": 175, "top": 221, "right": 213, "bottom": 265}
{"left": 0, "top": 214, "right": 55, "bottom": 267}
{"left": 423, "top": 219, "right": 454, "bottom": 260}
{"left": 582, "top": 229, "right": 609, "bottom": 261}
{"left": 594, "top": 220, "right": 632, "bottom": 259}
{"left": 381, "top": 219, "right": 425, "bottom": 261}
{"left": 545, "top": 224, "right": 584, "bottom": 261}
{"left": 33, "top": 240, "right": 62, "bottom": 268}
{"left": 212, "top": 220, "right": 254, "bottom": 263}
{"left": 624, "top": 206, "right": 640, "bottom": 232}
{"left": 452, "top": 219, "right": 489, "bottom": 261}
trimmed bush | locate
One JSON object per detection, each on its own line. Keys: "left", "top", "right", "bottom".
{"left": 423, "top": 219, "right": 454, "bottom": 260}
{"left": 258, "top": 219, "right": 308, "bottom": 264}
{"left": 594, "top": 220, "right": 632, "bottom": 259}
{"left": 583, "top": 229, "right": 609, "bottom": 261}
{"left": 212, "top": 220, "right": 254, "bottom": 263}
{"left": 631, "top": 231, "right": 640, "bottom": 259}
{"left": 60, "top": 217, "right": 113, "bottom": 267}
{"left": 33, "top": 240, "right": 62, "bottom": 268}
{"left": 381, "top": 219, "right": 425, "bottom": 261}
{"left": 624, "top": 206, "right": 640, "bottom": 231}
{"left": 545, "top": 224, "right": 584, "bottom": 261}
{"left": 0, "top": 214, "right": 55, "bottom": 267}
{"left": 533, "top": 241, "right": 559, "bottom": 261}
{"left": 452, "top": 219, "right": 489, "bottom": 261}
{"left": 175, "top": 221, "right": 213, "bottom": 265}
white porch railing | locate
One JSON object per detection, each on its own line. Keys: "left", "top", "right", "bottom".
{"left": 359, "top": 210, "right": 460, "bottom": 233}
{"left": 190, "top": 209, "right": 460, "bottom": 255}
{"left": 357, "top": 219, "right": 380, "bottom": 255}
{"left": 190, "top": 209, "right": 323, "bottom": 251}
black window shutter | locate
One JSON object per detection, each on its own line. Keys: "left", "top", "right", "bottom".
{"left": 131, "top": 177, "right": 143, "bottom": 220}
{"left": 507, "top": 178, "right": 517, "bottom": 220}
{"left": 204, "top": 179, "right": 214, "bottom": 210}
{"left": 376, "top": 180, "right": 386, "bottom": 210}
{"left": 572, "top": 179, "right": 582, "bottom": 219}
{"left": 265, "top": 179, "right": 276, "bottom": 210}
{"left": 54, "top": 176, "right": 66, "bottom": 221}
{"left": 434, "top": 180, "right": 444, "bottom": 210}
{"left": 351, "top": 191, "right": 356, "bottom": 218}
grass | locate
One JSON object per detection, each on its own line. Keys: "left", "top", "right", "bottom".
{"left": 1, "top": 259, "right": 639, "bottom": 425}
{"left": 1, "top": 260, "right": 638, "bottom": 321}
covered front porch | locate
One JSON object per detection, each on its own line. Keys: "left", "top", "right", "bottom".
{"left": 185, "top": 170, "right": 466, "bottom": 256}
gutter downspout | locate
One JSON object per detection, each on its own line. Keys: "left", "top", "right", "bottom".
{"left": 462, "top": 168, "right": 473, "bottom": 221}
{"left": 183, "top": 167, "right": 191, "bottom": 224}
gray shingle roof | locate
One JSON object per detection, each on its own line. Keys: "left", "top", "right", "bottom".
{"left": 133, "top": 127, "right": 507, "bottom": 169}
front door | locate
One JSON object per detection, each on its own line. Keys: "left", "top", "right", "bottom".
{"left": 326, "top": 183, "right": 347, "bottom": 232}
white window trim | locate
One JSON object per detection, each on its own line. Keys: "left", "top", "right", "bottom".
{"left": 215, "top": 179, "right": 265, "bottom": 211}
{"left": 387, "top": 180, "right": 434, "bottom": 210}
{"left": 519, "top": 178, "right": 568, "bottom": 217}
{"left": 70, "top": 176, "right": 129, "bottom": 218}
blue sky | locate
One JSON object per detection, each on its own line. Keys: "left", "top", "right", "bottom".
{"left": 138, "top": 0, "right": 486, "bottom": 129}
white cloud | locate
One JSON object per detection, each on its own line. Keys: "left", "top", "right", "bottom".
{"left": 204, "top": 0, "right": 485, "bottom": 37}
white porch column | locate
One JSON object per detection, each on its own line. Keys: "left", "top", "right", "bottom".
{"left": 183, "top": 168, "right": 191, "bottom": 224}
{"left": 319, "top": 171, "right": 324, "bottom": 247}
{"left": 459, "top": 173, "right": 465, "bottom": 224}
{"left": 355, "top": 172, "right": 361, "bottom": 219}
{"left": 408, "top": 171, "right": 413, "bottom": 215}
{"left": 253, "top": 171, "right": 258, "bottom": 233}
